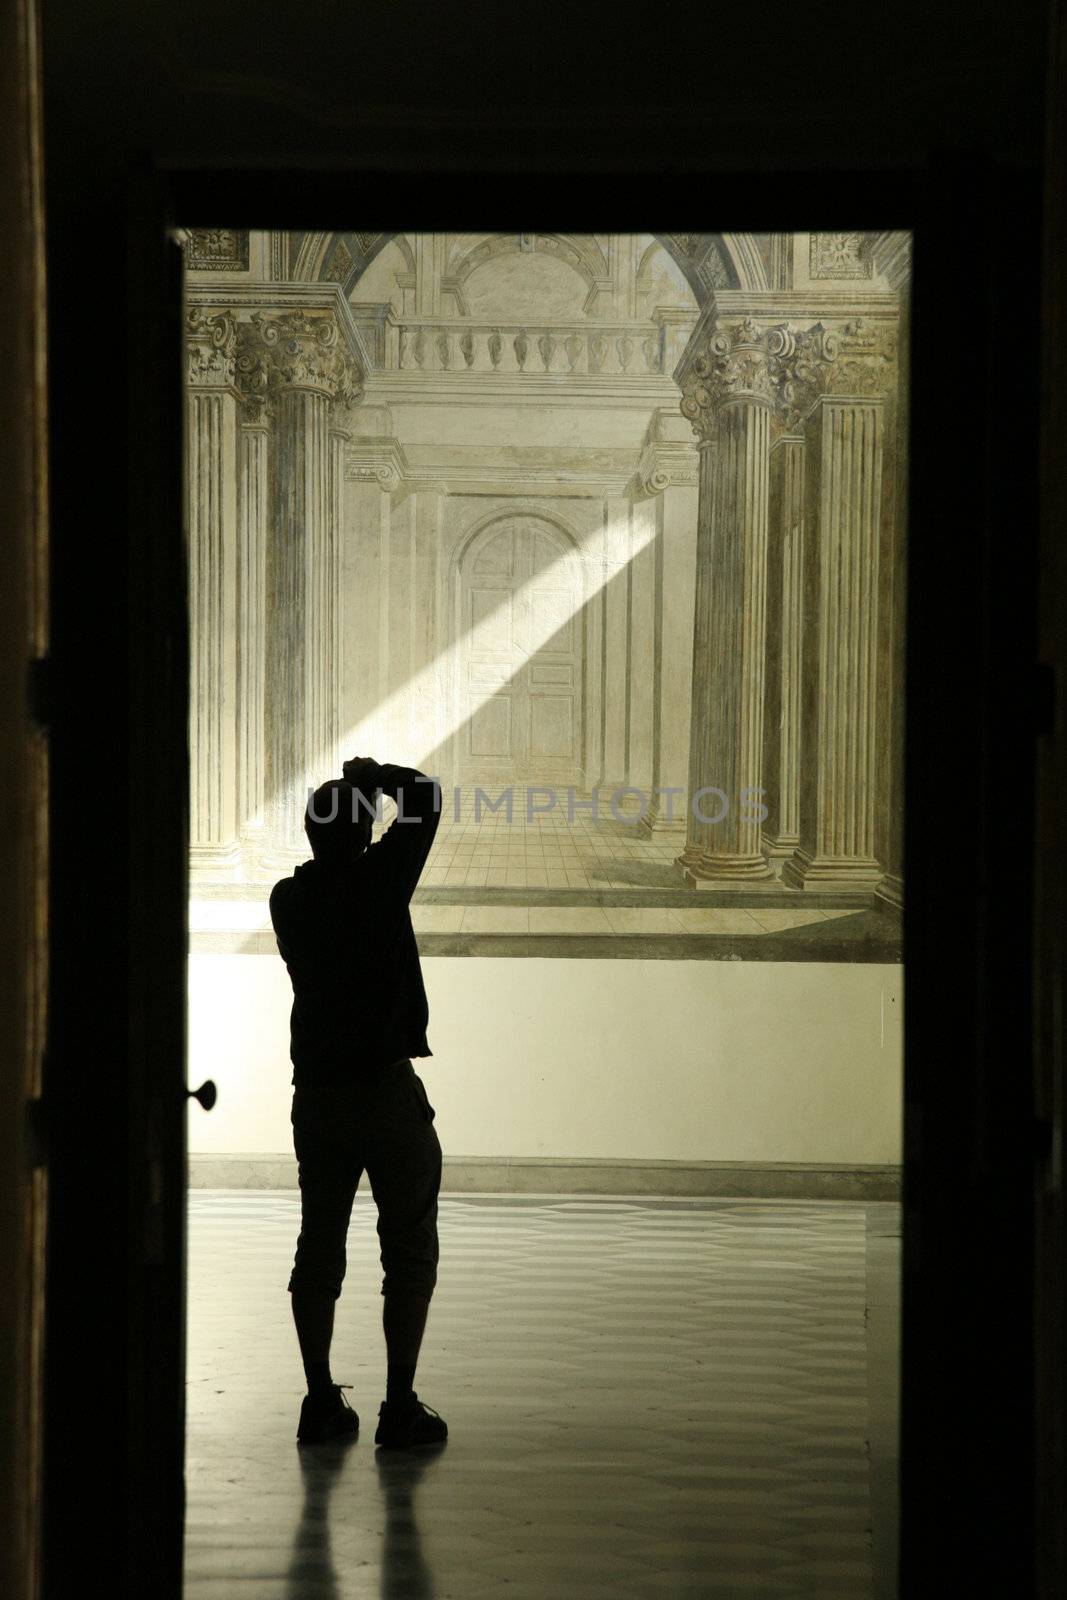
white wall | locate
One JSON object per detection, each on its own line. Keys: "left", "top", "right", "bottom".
{"left": 187, "top": 954, "right": 902, "bottom": 1165}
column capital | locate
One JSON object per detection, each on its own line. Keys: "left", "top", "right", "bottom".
{"left": 779, "top": 317, "right": 897, "bottom": 428}
{"left": 680, "top": 313, "right": 898, "bottom": 440}
{"left": 238, "top": 308, "right": 361, "bottom": 410}
{"left": 679, "top": 317, "right": 796, "bottom": 440}
{"left": 186, "top": 308, "right": 238, "bottom": 391}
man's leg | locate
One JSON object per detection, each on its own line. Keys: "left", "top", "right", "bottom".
{"left": 289, "top": 1089, "right": 361, "bottom": 1396}
{"left": 382, "top": 1292, "right": 431, "bottom": 1404}
{"left": 292, "top": 1289, "right": 338, "bottom": 1398}
{"left": 366, "top": 1066, "right": 442, "bottom": 1408}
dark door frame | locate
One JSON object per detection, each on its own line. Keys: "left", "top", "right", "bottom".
{"left": 38, "top": 154, "right": 1051, "bottom": 1598}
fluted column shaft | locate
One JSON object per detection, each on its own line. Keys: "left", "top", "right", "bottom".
{"left": 269, "top": 386, "right": 332, "bottom": 853}
{"left": 680, "top": 397, "right": 773, "bottom": 877}
{"left": 232, "top": 309, "right": 358, "bottom": 861}
{"left": 783, "top": 395, "right": 885, "bottom": 886}
{"left": 762, "top": 433, "right": 806, "bottom": 859}
{"left": 236, "top": 416, "right": 268, "bottom": 841}
{"left": 186, "top": 312, "right": 241, "bottom": 874}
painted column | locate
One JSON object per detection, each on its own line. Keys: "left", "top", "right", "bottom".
{"left": 232, "top": 332, "right": 272, "bottom": 852}
{"left": 186, "top": 310, "right": 241, "bottom": 878}
{"left": 677, "top": 318, "right": 782, "bottom": 880}
{"left": 782, "top": 319, "right": 896, "bottom": 888}
{"left": 327, "top": 402, "right": 354, "bottom": 781}
{"left": 761, "top": 431, "right": 806, "bottom": 865}
{"left": 242, "top": 310, "right": 358, "bottom": 859}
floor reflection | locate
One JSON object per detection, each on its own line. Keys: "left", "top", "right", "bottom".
{"left": 284, "top": 1436, "right": 447, "bottom": 1600}
{"left": 186, "top": 1194, "right": 899, "bottom": 1599}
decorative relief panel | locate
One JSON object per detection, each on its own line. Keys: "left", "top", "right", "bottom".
{"left": 809, "top": 233, "right": 873, "bottom": 280}
{"left": 186, "top": 229, "right": 250, "bottom": 272}
{"left": 186, "top": 309, "right": 237, "bottom": 387}
{"left": 324, "top": 239, "right": 355, "bottom": 284}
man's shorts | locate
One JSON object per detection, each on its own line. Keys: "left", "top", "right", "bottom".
{"left": 287, "top": 1057, "right": 441, "bottom": 1302}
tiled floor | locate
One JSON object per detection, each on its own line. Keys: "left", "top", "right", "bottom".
{"left": 421, "top": 794, "right": 684, "bottom": 891}
{"left": 184, "top": 1192, "right": 900, "bottom": 1599}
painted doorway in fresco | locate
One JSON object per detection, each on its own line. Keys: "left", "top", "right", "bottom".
{"left": 454, "top": 513, "right": 585, "bottom": 787}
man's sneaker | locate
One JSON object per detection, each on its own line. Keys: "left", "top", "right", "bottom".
{"left": 374, "top": 1391, "right": 448, "bottom": 1449}
{"left": 296, "top": 1383, "right": 360, "bottom": 1444}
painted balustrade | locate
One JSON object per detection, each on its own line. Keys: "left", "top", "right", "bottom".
{"left": 394, "top": 321, "right": 670, "bottom": 374}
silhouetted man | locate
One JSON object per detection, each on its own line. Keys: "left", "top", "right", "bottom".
{"left": 269, "top": 756, "right": 447, "bottom": 1448}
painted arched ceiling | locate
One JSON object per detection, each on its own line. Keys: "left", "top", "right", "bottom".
{"left": 288, "top": 230, "right": 769, "bottom": 302}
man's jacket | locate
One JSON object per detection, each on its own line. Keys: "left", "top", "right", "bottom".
{"left": 269, "top": 763, "right": 441, "bottom": 1087}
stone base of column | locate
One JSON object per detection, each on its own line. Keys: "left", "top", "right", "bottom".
{"left": 875, "top": 872, "right": 904, "bottom": 912}
{"left": 760, "top": 833, "right": 799, "bottom": 873}
{"left": 679, "top": 846, "right": 775, "bottom": 885}
{"left": 256, "top": 839, "right": 309, "bottom": 877}
{"left": 642, "top": 808, "right": 689, "bottom": 840}
{"left": 189, "top": 841, "right": 244, "bottom": 887}
{"left": 781, "top": 847, "right": 884, "bottom": 890}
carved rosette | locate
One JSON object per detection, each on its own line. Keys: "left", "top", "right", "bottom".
{"left": 680, "top": 317, "right": 791, "bottom": 441}
{"left": 239, "top": 310, "right": 361, "bottom": 410}
{"left": 186, "top": 309, "right": 238, "bottom": 388}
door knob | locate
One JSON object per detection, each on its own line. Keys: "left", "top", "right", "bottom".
{"left": 186, "top": 1079, "right": 217, "bottom": 1111}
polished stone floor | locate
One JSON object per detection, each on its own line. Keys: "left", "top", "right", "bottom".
{"left": 184, "top": 1194, "right": 900, "bottom": 1599}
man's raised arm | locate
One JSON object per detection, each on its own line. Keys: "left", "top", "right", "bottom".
{"left": 342, "top": 756, "right": 442, "bottom": 904}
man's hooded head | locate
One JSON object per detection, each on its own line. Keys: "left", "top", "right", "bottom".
{"left": 304, "top": 779, "right": 374, "bottom": 862}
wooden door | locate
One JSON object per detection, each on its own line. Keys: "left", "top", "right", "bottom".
{"left": 458, "top": 516, "right": 583, "bottom": 787}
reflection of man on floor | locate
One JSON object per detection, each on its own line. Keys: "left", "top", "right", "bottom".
{"left": 269, "top": 756, "right": 448, "bottom": 1448}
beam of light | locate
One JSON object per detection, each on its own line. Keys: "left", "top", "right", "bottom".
{"left": 338, "top": 515, "right": 656, "bottom": 779}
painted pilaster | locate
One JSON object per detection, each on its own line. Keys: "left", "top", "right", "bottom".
{"left": 781, "top": 319, "right": 896, "bottom": 888}
{"left": 636, "top": 412, "right": 699, "bottom": 837}
{"left": 628, "top": 491, "right": 657, "bottom": 801}
{"left": 186, "top": 310, "right": 241, "bottom": 878}
{"left": 601, "top": 495, "right": 631, "bottom": 795}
